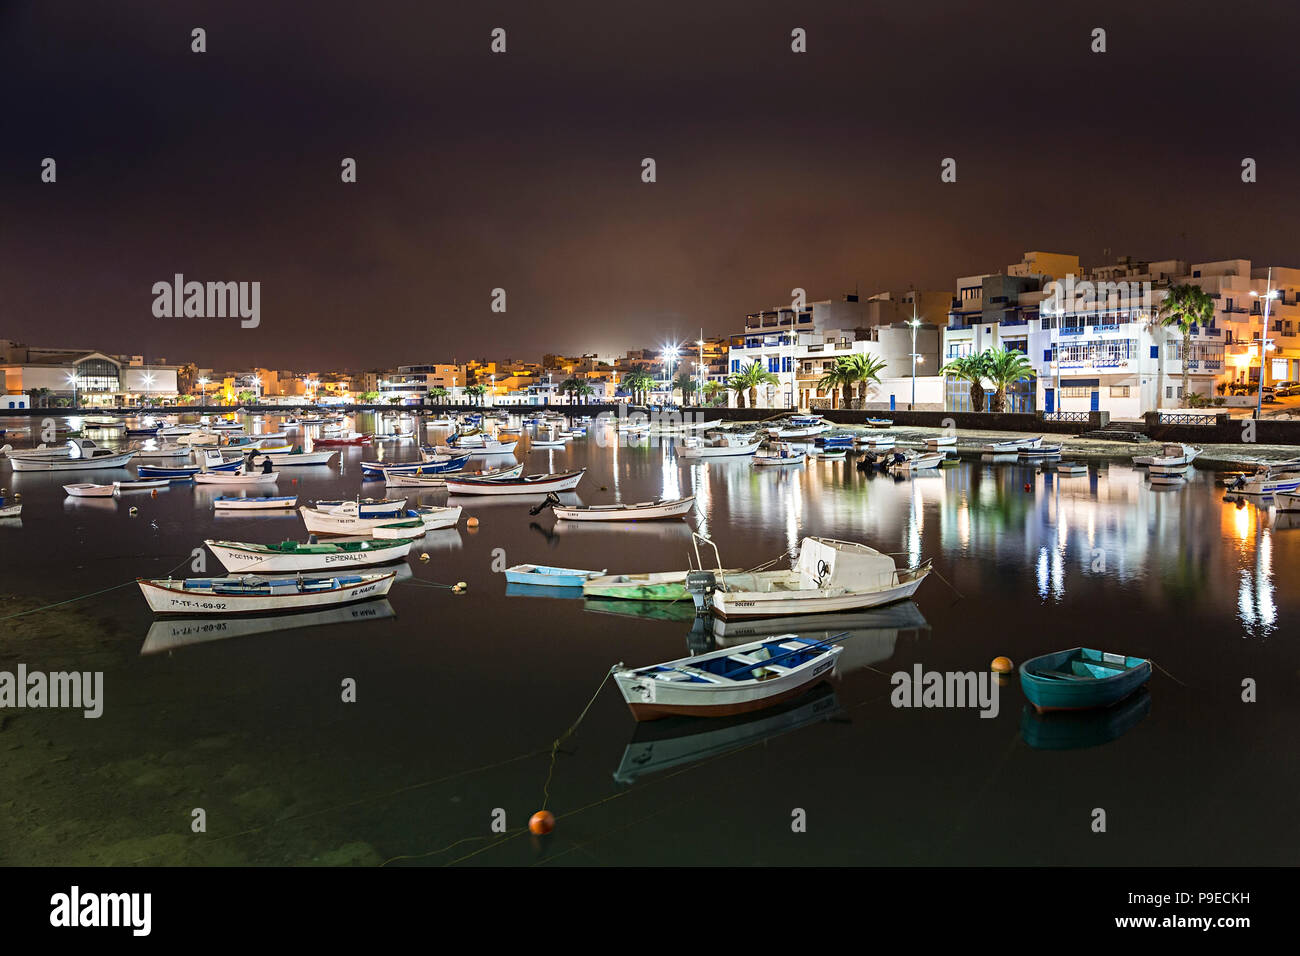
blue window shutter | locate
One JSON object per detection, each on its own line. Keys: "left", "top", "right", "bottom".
{"left": 1150, "top": 345, "right": 1158, "bottom": 359}
{"left": 1043, "top": 349, "right": 1051, "bottom": 362}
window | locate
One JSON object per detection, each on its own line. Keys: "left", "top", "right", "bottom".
{"left": 731, "top": 359, "right": 740, "bottom": 373}
{"left": 1109, "top": 386, "right": 1129, "bottom": 397}
{"left": 767, "top": 358, "right": 780, "bottom": 373}
{"left": 1043, "top": 349, "right": 1052, "bottom": 362}
{"left": 1150, "top": 345, "right": 1158, "bottom": 359}
{"left": 1061, "top": 386, "right": 1090, "bottom": 398}
{"left": 1166, "top": 386, "right": 1174, "bottom": 399}
{"left": 782, "top": 357, "right": 792, "bottom": 373}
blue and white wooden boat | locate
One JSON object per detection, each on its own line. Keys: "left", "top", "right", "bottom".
{"left": 361, "top": 451, "right": 471, "bottom": 478}
{"left": 503, "top": 564, "right": 607, "bottom": 587}
{"left": 815, "top": 433, "right": 855, "bottom": 448}
{"left": 314, "top": 497, "right": 407, "bottom": 518}
{"left": 212, "top": 495, "right": 298, "bottom": 511}
{"left": 125, "top": 426, "right": 161, "bottom": 437}
{"left": 1019, "top": 647, "right": 1151, "bottom": 712}
{"left": 137, "top": 464, "right": 202, "bottom": 479}
{"left": 613, "top": 634, "right": 843, "bottom": 721}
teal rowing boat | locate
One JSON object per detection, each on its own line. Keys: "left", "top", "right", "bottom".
{"left": 1019, "top": 647, "right": 1151, "bottom": 712}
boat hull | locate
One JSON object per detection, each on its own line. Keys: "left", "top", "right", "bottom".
{"left": 1019, "top": 647, "right": 1151, "bottom": 711}
{"left": 206, "top": 539, "right": 412, "bottom": 573}
{"left": 137, "top": 572, "right": 396, "bottom": 615}
{"left": 10, "top": 450, "right": 135, "bottom": 472}
{"left": 711, "top": 574, "right": 927, "bottom": 620}
{"left": 552, "top": 497, "right": 695, "bottom": 521}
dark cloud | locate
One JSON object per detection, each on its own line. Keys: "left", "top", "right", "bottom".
{"left": 2, "top": 0, "right": 1298, "bottom": 368}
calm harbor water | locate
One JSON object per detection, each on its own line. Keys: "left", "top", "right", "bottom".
{"left": 1, "top": 412, "right": 1297, "bottom": 866}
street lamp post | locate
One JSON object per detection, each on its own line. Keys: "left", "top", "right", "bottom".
{"left": 907, "top": 318, "right": 922, "bottom": 410}
{"left": 66, "top": 373, "right": 78, "bottom": 411}
{"left": 696, "top": 336, "right": 705, "bottom": 404}
{"left": 1251, "top": 267, "right": 1278, "bottom": 420}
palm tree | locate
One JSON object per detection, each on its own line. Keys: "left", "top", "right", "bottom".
{"left": 621, "top": 369, "right": 655, "bottom": 406}
{"left": 425, "top": 387, "right": 446, "bottom": 404}
{"left": 236, "top": 390, "right": 256, "bottom": 406}
{"left": 702, "top": 380, "right": 725, "bottom": 406}
{"left": 942, "top": 353, "right": 989, "bottom": 412}
{"left": 982, "top": 348, "right": 1036, "bottom": 413}
{"left": 729, "top": 361, "right": 780, "bottom": 409}
{"left": 818, "top": 360, "right": 853, "bottom": 410}
{"left": 672, "top": 373, "right": 698, "bottom": 405}
{"left": 558, "top": 377, "right": 583, "bottom": 404}
{"left": 28, "top": 387, "right": 51, "bottom": 409}
{"left": 842, "top": 354, "right": 889, "bottom": 408}
{"left": 1157, "top": 284, "right": 1216, "bottom": 407}
{"left": 465, "top": 384, "right": 487, "bottom": 406}
{"left": 387, "top": 395, "right": 404, "bottom": 406}
{"left": 574, "top": 379, "right": 595, "bottom": 405}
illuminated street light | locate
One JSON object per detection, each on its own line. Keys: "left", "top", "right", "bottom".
{"left": 1250, "top": 268, "right": 1279, "bottom": 419}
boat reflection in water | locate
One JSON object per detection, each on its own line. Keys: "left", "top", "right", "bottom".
{"left": 141, "top": 598, "right": 396, "bottom": 654}
{"left": 711, "top": 601, "right": 930, "bottom": 675}
{"left": 505, "top": 581, "right": 584, "bottom": 601}
{"left": 613, "top": 683, "right": 842, "bottom": 785}
{"left": 582, "top": 597, "right": 698, "bottom": 625}
{"left": 1018, "top": 688, "right": 1151, "bottom": 751}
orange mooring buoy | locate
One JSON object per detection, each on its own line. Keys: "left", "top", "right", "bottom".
{"left": 1023, "top": 482, "right": 1032, "bottom": 492}
{"left": 529, "top": 810, "right": 555, "bottom": 835}
{"left": 991, "top": 656, "right": 1014, "bottom": 675}
{"left": 466, "top": 516, "right": 479, "bottom": 528}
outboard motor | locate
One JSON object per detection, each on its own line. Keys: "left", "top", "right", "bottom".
{"left": 686, "top": 569, "right": 718, "bottom": 614}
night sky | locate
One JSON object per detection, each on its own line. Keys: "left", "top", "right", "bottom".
{"left": 3, "top": 0, "right": 1298, "bottom": 370}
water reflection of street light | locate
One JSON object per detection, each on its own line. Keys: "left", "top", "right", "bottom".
{"left": 907, "top": 317, "right": 923, "bottom": 410}
{"left": 197, "top": 376, "right": 209, "bottom": 406}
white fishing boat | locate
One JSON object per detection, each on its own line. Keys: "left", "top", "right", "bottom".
{"left": 530, "top": 424, "right": 569, "bottom": 448}
{"left": 114, "top": 478, "right": 171, "bottom": 491}
{"left": 63, "top": 482, "right": 116, "bottom": 498}
{"left": 984, "top": 436, "right": 1042, "bottom": 452}
{"left": 158, "top": 425, "right": 197, "bottom": 437}
{"left": 1054, "top": 462, "right": 1088, "bottom": 476}
{"left": 133, "top": 443, "right": 195, "bottom": 462}
{"left": 433, "top": 438, "right": 518, "bottom": 458}
{"left": 1018, "top": 444, "right": 1062, "bottom": 460}
{"left": 925, "top": 435, "right": 958, "bottom": 448}
{"left": 384, "top": 462, "right": 523, "bottom": 487}
{"left": 213, "top": 495, "right": 298, "bottom": 511}
{"left": 194, "top": 471, "right": 279, "bottom": 485}
{"left": 692, "top": 535, "right": 932, "bottom": 620}
{"left": 262, "top": 449, "right": 338, "bottom": 467}
{"left": 753, "top": 442, "right": 806, "bottom": 467}
{"left": 4, "top": 438, "right": 136, "bottom": 472}
{"left": 137, "top": 570, "right": 397, "bottom": 615}
{"left": 315, "top": 497, "right": 407, "bottom": 517}
{"left": 1149, "top": 469, "right": 1186, "bottom": 487}
{"left": 767, "top": 417, "right": 828, "bottom": 439}
{"left": 676, "top": 435, "right": 764, "bottom": 459}
{"left": 205, "top": 536, "right": 414, "bottom": 573}
{"left": 444, "top": 468, "right": 585, "bottom": 496}
{"left": 612, "top": 634, "right": 843, "bottom": 721}
{"left": 854, "top": 434, "right": 895, "bottom": 450}
{"left": 370, "top": 518, "right": 429, "bottom": 539}
{"left": 0, "top": 502, "right": 20, "bottom": 518}
{"left": 546, "top": 495, "right": 696, "bottom": 522}
{"left": 1225, "top": 468, "right": 1300, "bottom": 496}
{"left": 1132, "top": 443, "right": 1201, "bottom": 467}
{"left": 406, "top": 505, "right": 462, "bottom": 530}
{"left": 885, "top": 450, "right": 945, "bottom": 472}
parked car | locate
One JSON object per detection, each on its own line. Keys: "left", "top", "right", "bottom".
{"left": 1276, "top": 384, "right": 1300, "bottom": 397}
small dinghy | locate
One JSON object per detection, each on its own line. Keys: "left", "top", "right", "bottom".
{"left": 1018, "top": 444, "right": 1062, "bottom": 459}
{"left": 864, "top": 418, "right": 891, "bottom": 428}
{"left": 194, "top": 471, "right": 279, "bottom": 484}
{"left": 205, "top": 536, "right": 414, "bottom": 573}
{"left": 984, "top": 436, "right": 1042, "bottom": 453}
{"left": 445, "top": 468, "right": 586, "bottom": 496}
{"left": 538, "top": 494, "right": 696, "bottom": 522}
{"left": 1132, "top": 443, "right": 1201, "bottom": 467}
{"left": 385, "top": 463, "right": 524, "bottom": 488}
{"left": 886, "top": 450, "right": 945, "bottom": 473}
{"left": 362, "top": 452, "right": 471, "bottom": 478}
{"left": 613, "top": 634, "right": 844, "bottom": 721}
{"left": 924, "top": 435, "right": 957, "bottom": 448}
{"left": 213, "top": 495, "right": 298, "bottom": 510}
{"left": 1019, "top": 647, "right": 1151, "bottom": 712}
{"left": 503, "top": 564, "right": 607, "bottom": 587}
{"left": 314, "top": 497, "right": 407, "bottom": 518}
{"left": 855, "top": 434, "right": 895, "bottom": 450}
{"left": 64, "top": 483, "right": 116, "bottom": 498}
{"left": 137, "top": 571, "right": 398, "bottom": 616}
{"left": 114, "top": 478, "right": 171, "bottom": 491}
{"left": 314, "top": 433, "right": 373, "bottom": 446}
{"left": 1054, "top": 462, "right": 1088, "bottom": 476}
{"left": 753, "top": 442, "right": 805, "bottom": 467}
